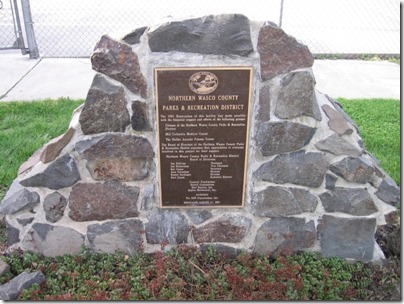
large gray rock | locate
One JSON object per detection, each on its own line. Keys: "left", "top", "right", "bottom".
{"left": 87, "top": 219, "right": 144, "bottom": 254}
{"left": 91, "top": 35, "right": 147, "bottom": 97}
{"left": 275, "top": 71, "right": 321, "bottom": 120}
{"left": 75, "top": 133, "right": 153, "bottom": 181}
{"left": 0, "top": 271, "right": 45, "bottom": 301}
{"left": 79, "top": 74, "right": 130, "bottom": 135}
{"left": 318, "top": 215, "right": 376, "bottom": 261}
{"left": 375, "top": 177, "right": 400, "bottom": 206}
{"left": 69, "top": 181, "right": 139, "bottom": 222}
{"left": 192, "top": 215, "right": 251, "bottom": 243}
{"left": 256, "top": 122, "right": 316, "bottom": 156}
{"left": 251, "top": 186, "right": 318, "bottom": 217}
{"left": 258, "top": 22, "right": 314, "bottom": 80}
{"left": 148, "top": 14, "right": 253, "bottom": 56}
{"left": 22, "top": 224, "right": 84, "bottom": 257}
{"left": 122, "top": 26, "right": 147, "bottom": 44}
{"left": 319, "top": 187, "right": 377, "bottom": 216}
{"left": 43, "top": 192, "right": 67, "bottom": 223}
{"left": 20, "top": 154, "right": 80, "bottom": 190}
{"left": 0, "top": 188, "right": 39, "bottom": 215}
{"left": 146, "top": 209, "right": 189, "bottom": 245}
{"left": 329, "top": 157, "right": 375, "bottom": 184}
{"left": 315, "top": 133, "right": 362, "bottom": 157}
{"left": 254, "top": 151, "right": 327, "bottom": 188}
{"left": 254, "top": 218, "right": 316, "bottom": 255}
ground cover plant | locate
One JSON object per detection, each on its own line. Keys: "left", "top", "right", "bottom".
{"left": 0, "top": 98, "right": 400, "bottom": 300}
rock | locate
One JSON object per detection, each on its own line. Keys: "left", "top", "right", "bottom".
{"left": 325, "top": 173, "right": 337, "bottom": 190}
{"left": 140, "top": 184, "right": 155, "bottom": 210}
{"left": 148, "top": 14, "right": 253, "bottom": 56}
{"left": 69, "top": 181, "right": 139, "bottom": 222}
{"left": 325, "top": 94, "right": 360, "bottom": 133}
{"left": 254, "top": 151, "right": 327, "bottom": 188}
{"left": 16, "top": 218, "right": 34, "bottom": 226}
{"left": 322, "top": 105, "right": 353, "bottom": 135}
{"left": 186, "top": 210, "right": 213, "bottom": 225}
{"left": 145, "top": 209, "right": 189, "bottom": 245}
{"left": 192, "top": 215, "right": 251, "bottom": 243}
{"left": 319, "top": 187, "right": 377, "bottom": 216}
{"left": 258, "top": 22, "right": 314, "bottom": 80}
{"left": 315, "top": 133, "right": 362, "bottom": 157}
{"left": 318, "top": 215, "right": 376, "bottom": 261}
{"left": 256, "top": 122, "right": 316, "bottom": 156}
{"left": 17, "top": 147, "right": 43, "bottom": 175}
{"left": 0, "top": 188, "right": 39, "bottom": 215}
{"left": 329, "top": 156, "right": 375, "bottom": 184}
{"left": 199, "top": 244, "right": 242, "bottom": 259}
{"left": 20, "top": 154, "right": 80, "bottom": 190}
{"left": 87, "top": 219, "right": 144, "bottom": 254}
{"left": 0, "top": 259, "right": 10, "bottom": 276}
{"left": 122, "top": 26, "right": 147, "bottom": 44}
{"left": 91, "top": 35, "right": 147, "bottom": 97}
{"left": 79, "top": 74, "right": 130, "bottom": 135}
{"left": 254, "top": 218, "right": 316, "bottom": 255}
{"left": 131, "top": 100, "right": 151, "bottom": 131}
{"left": 40, "top": 128, "right": 75, "bottom": 163}
{"left": 0, "top": 271, "right": 45, "bottom": 301}
{"left": 275, "top": 71, "right": 321, "bottom": 120}
{"left": 375, "top": 177, "right": 400, "bottom": 206}
{"left": 75, "top": 134, "right": 153, "bottom": 181}
{"left": 6, "top": 222, "right": 20, "bottom": 246}
{"left": 22, "top": 224, "right": 84, "bottom": 257}
{"left": 257, "top": 85, "right": 270, "bottom": 121}
{"left": 43, "top": 192, "right": 67, "bottom": 223}
{"left": 251, "top": 186, "right": 318, "bottom": 217}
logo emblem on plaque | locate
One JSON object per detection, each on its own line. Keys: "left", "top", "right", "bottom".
{"left": 189, "top": 72, "right": 218, "bottom": 94}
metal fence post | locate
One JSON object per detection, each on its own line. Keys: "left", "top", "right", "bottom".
{"left": 279, "top": 0, "right": 284, "bottom": 27}
{"left": 21, "top": 0, "right": 38, "bottom": 58}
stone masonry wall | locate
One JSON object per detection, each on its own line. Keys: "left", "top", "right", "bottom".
{"left": 1, "top": 14, "right": 399, "bottom": 262}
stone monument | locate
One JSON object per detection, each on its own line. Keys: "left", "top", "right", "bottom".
{"left": 0, "top": 14, "right": 399, "bottom": 262}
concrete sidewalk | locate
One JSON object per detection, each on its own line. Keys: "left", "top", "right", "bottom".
{"left": 0, "top": 50, "right": 400, "bottom": 101}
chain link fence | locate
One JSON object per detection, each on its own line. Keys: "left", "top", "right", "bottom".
{"left": 2, "top": 0, "right": 400, "bottom": 58}
{"left": 0, "top": 0, "right": 24, "bottom": 50}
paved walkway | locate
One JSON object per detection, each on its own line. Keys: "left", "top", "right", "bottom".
{"left": 0, "top": 50, "right": 400, "bottom": 101}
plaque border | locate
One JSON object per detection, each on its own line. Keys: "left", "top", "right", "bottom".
{"left": 154, "top": 66, "right": 253, "bottom": 209}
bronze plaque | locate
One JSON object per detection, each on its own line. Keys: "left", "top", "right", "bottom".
{"left": 155, "top": 67, "right": 252, "bottom": 208}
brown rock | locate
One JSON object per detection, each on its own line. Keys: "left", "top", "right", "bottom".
{"left": 322, "top": 105, "right": 353, "bottom": 135}
{"left": 257, "top": 85, "right": 270, "bottom": 121}
{"left": 18, "top": 148, "right": 43, "bottom": 175}
{"left": 40, "top": 128, "right": 75, "bottom": 164}
{"left": 193, "top": 215, "right": 251, "bottom": 243}
{"left": 79, "top": 75, "right": 130, "bottom": 135}
{"left": 258, "top": 22, "right": 314, "bottom": 80}
{"left": 91, "top": 35, "right": 147, "bottom": 97}
{"left": 68, "top": 181, "right": 139, "bottom": 222}
{"left": 75, "top": 134, "right": 154, "bottom": 181}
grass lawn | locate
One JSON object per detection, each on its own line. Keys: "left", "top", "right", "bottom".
{"left": 0, "top": 97, "right": 400, "bottom": 300}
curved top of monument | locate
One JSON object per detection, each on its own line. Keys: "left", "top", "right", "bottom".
{"left": 119, "top": 14, "right": 314, "bottom": 80}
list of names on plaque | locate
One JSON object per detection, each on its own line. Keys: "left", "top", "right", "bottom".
{"left": 155, "top": 67, "right": 252, "bottom": 208}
